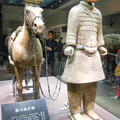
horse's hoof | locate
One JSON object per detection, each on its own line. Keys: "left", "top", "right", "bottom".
{"left": 34, "top": 96, "right": 41, "bottom": 99}
{"left": 34, "top": 91, "right": 40, "bottom": 99}
{"left": 18, "top": 98, "right": 23, "bottom": 102}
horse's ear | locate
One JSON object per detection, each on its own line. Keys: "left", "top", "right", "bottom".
{"left": 41, "top": 8, "right": 44, "bottom": 13}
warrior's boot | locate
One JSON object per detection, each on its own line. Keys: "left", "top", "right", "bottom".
{"left": 70, "top": 113, "right": 85, "bottom": 120}
{"left": 85, "top": 110, "right": 103, "bottom": 120}
{"left": 83, "top": 82, "right": 103, "bottom": 120}
{"left": 82, "top": 114, "right": 93, "bottom": 120}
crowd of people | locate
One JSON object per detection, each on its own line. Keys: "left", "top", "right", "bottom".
{"left": 103, "top": 45, "right": 120, "bottom": 99}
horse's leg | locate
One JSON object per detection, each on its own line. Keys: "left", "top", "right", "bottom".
{"left": 32, "top": 64, "right": 41, "bottom": 99}
{"left": 24, "top": 68, "right": 30, "bottom": 90}
{"left": 14, "top": 66, "right": 23, "bottom": 101}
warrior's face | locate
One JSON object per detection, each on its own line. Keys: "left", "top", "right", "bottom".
{"left": 84, "top": 0, "right": 99, "bottom": 2}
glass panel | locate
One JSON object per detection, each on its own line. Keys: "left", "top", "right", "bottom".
{"left": 1, "top": 1, "right": 120, "bottom": 119}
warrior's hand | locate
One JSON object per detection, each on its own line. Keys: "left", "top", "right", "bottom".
{"left": 99, "top": 46, "right": 107, "bottom": 56}
{"left": 64, "top": 46, "right": 74, "bottom": 57}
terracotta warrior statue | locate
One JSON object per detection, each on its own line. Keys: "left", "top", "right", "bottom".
{"left": 62, "top": 0, "right": 107, "bottom": 120}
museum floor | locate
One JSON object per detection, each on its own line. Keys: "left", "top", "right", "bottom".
{"left": 0, "top": 76, "right": 120, "bottom": 120}
{"left": 0, "top": 60, "right": 120, "bottom": 120}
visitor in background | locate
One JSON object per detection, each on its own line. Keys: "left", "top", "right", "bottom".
{"left": 105, "top": 44, "right": 116, "bottom": 76}
{"left": 114, "top": 49, "right": 120, "bottom": 99}
{"left": 114, "top": 65, "right": 120, "bottom": 99}
{"left": 57, "top": 37, "right": 65, "bottom": 61}
{"left": 45, "top": 31, "right": 57, "bottom": 76}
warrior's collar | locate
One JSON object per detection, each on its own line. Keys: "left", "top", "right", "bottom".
{"left": 80, "top": 1, "right": 95, "bottom": 10}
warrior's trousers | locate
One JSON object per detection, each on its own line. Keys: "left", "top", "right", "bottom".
{"left": 67, "top": 82, "right": 97, "bottom": 115}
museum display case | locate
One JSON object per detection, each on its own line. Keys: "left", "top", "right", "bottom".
{"left": 0, "top": 0, "right": 120, "bottom": 119}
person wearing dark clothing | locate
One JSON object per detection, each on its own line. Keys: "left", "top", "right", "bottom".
{"left": 104, "top": 44, "right": 116, "bottom": 77}
{"left": 57, "top": 37, "right": 65, "bottom": 61}
{"left": 45, "top": 31, "right": 57, "bottom": 76}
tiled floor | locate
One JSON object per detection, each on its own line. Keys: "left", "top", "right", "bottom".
{"left": 0, "top": 76, "right": 120, "bottom": 120}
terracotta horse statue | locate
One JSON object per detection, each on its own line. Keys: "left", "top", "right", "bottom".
{"left": 8, "top": 4, "right": 45, "bottom": 101}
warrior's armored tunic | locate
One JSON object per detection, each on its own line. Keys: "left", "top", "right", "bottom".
{"left": 62, "top": 1, "right": 105, "bottom": 83}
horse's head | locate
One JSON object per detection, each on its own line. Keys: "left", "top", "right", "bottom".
{"left": 25, "top": 5, "right": 45, "bottom": 35}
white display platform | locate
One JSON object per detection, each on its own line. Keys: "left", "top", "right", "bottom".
{"left": 0, "top": 76, "right": 119, "bottom": 120}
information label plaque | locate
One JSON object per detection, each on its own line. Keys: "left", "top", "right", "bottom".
{"left": 1, "top": 99, "right": 50, "bottom": 120}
